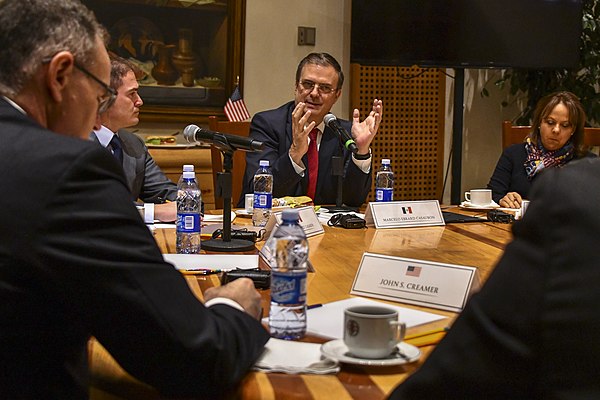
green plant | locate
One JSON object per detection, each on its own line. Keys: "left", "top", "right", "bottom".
{"left": 484, "top": 0, "right": 600, "bottom": 125}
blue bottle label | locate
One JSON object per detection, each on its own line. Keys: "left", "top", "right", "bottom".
{"left": 271, "top": 271, "right": 307, "bottom": 305}
{"left": 177, "top": 213, "right": 200, "bottom": 233}
{"left": 376, "top": 188, "right": 393, "bottom": 202}
{"left": 254, "top": 193, "right": 272, "bottom": 209}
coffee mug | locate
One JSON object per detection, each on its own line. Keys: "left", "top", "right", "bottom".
{"left": 344, "top": 305, "right": 406, "bottom": 359}
{"left": 464, "top": 189, "right": 492, "bottom": 206}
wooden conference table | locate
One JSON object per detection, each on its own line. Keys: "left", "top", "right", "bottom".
{"left": 89, "top": 206, "right": 514, "bottom": 400}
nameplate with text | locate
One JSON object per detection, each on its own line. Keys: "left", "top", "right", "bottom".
{"left": 350, "top": 252, "right": 480, "bottom": 312}
{"left": 364, "top": 200, "right": 445, "bottom": 229}
{"left": 264, "top": 205, "right": 324, "bottom": 239}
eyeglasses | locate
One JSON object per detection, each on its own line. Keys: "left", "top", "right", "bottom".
{"left": 74, "top": 63, "right": 117, "bottom": 114}
{"left": 298, "top": 79, "right": 337, "bottom": 95}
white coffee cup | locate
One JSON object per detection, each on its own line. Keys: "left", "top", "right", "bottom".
{"left": 245, "top": 193, "right": 254, "bottom": 212}
{"left": 464, "top": 189, "right": 492, "bottom": 206}
{"left": 344, "top": 305, "right": 406, "bottom": 359}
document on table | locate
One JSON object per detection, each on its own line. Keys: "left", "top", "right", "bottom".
{"left": 163, "top": 254, "right": 258, "bottom": 271}
{"left": 307, "top": 297, "right": 447, "bottom": 340}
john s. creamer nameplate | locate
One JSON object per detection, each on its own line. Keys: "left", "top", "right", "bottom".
{"left": 364, "top": 200, "right": 445, "bottom": 229}
{"left": 350, "top": 252, "right": 480, "bottom": 312}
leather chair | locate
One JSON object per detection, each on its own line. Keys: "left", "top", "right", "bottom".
{"left": 208, "top": 116, "right": 251, "bottom": 209}
{"left": 502, "top": 120, "right": 600, "bottom": 149}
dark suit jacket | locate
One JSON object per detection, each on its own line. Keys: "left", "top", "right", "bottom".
{"left": 1, "top": 99, "right": 268, "bottom": 399}
{"left": 487, "top": 143, "right": 595, "bottom": 203}
{"left": 238, "top": 101, "right": 372, "bottom": 207}
{"left": 91, "top": 129, "right": 177, "bottom": 202}
{"left": 390, "top": 157, "right": 600, "bottom": 399}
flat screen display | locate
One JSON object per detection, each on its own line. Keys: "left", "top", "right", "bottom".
{"left": 351, "top": 0, "right": 583, "bottom": 69}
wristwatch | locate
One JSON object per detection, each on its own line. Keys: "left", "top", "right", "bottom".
{"left": 353, "top": 149, "right": 372, "bottom": 160}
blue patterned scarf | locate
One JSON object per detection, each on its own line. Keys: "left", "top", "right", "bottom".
{"left": 524, "top": 138, "right": 574, "bottom": 179}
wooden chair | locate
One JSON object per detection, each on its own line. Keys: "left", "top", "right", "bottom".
{"left": 208, "top": 116, "right": 251, "bottom": 209}
{"left": 502, "top": 120, "right": 600, "bottom": 149}
{"left": 501, "top": 120, "right": 530, "bottom": 149}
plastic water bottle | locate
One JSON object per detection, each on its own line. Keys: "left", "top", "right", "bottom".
{"left": 176, "top": 170, "right": 201, "bottom": 253}
{"left": 375, "top": 158, "right": 394, "bottom": 202}
{"left": 266, "top": 209, "right": 308, "bottom": 340}
{"left": 252, "top": 160, "right": 273, "bottom": 227}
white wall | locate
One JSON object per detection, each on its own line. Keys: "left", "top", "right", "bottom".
{"left": 442, "top": 70, "right": 521, "bottom": 203}
{"left": 244, "top": 0, "right": 351, "bottom": 119}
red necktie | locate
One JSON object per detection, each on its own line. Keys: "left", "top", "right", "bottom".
{"left": 307, "top": 128, "right": 319, "bottom": 201}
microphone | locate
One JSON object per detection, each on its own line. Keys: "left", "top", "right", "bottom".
{"left": 183, "top": 124, "right": 263, "bottom": 152}
{"left": 323, "top": 113, "right": 358, "bottom": 154}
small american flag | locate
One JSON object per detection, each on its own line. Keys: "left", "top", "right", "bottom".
{"left": 224, "top": 85, "right": 250, "bottom": 122}
{"left": 406, "top": 265, "right": 422, "bottom": 277}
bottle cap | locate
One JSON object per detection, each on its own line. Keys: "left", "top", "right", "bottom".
{"left": 382, "top": 158, "right": 391, "bottom": 165}
{"left": 281, "top": 209, "right": 300, "bottom": 222}
{"left": 182, "top": 171, "right": 195, "bottom": 179}
{"left": 259, "top": 160, "right": 270, "bottom": 167}
{"left": 182, "top": 164, "right": 194, "bottom": 172}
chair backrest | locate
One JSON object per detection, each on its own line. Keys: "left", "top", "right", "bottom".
{"left": 208, "top": 116, "right": 251, "bottom": 210}
{"left": 502, "top": 120, "right": 600, "bottom": 149}
{"left": 502, "top": 120, "right": 530, "bottom": 149}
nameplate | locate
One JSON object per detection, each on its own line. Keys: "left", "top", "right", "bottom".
{"left": 350, "top": 252, "right": 480, "bottom": 312}
{"left": 264, "top": 206, "right": 324, "bottom": 239}
{"left": 364, "top": 200, "right": 445, "bottom": 229}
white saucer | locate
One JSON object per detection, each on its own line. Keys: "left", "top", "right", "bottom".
{"left": 459, "top": 201, "right": 500, "bottom": 211}
{"left": 234, "top": 209, "right": 253, "bottom": 216}
{"left": 320, "top": 340, "right": 421, "bottom": 366}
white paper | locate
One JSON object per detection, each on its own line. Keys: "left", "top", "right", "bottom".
{"left": 306, "top": 297, "right": 446, "bottom": 340}
{"left": 163, "top": 253, "right": 258, "bottom": 271}
{"left": 203, "top": 211, "right": 237, "bottom": 223}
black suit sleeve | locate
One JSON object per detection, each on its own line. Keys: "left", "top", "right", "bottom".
{"left": 390, "top": 158, "right": 600, "bottom": 399}
{"left": 36, "top": 147, "right": 269, "bottom": 398}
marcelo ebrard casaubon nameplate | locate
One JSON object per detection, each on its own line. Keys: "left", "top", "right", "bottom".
{"left": 364, "top": 200, "right": 445, "bottom": 229}
{"left": 350, "top": 253, "right": 480, "bottom": 312}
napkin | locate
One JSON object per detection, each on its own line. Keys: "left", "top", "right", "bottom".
{"left": 254, "top": 338, "right": 340, "bottom": 374}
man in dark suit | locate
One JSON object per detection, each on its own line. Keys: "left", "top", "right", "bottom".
{"left": 389, "top": 157, "right": 600, "bottom": 398}
{"left": 92, "top": 59, "right": 178, "bottom": 222}
{"left": 0, "top": 1, "right": 268, "bottom": 399}
{"left": 238, "top": 52, "right": 383, "bottom": 208}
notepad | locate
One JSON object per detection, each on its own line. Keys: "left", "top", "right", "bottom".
{"left": 306, "top": 297, "right": 447, "bottom": 340}
{"left": 163, "top": 254, "right": 258, "bottom": 271}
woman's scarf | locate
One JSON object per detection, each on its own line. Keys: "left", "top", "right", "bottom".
{"left": 524, "top": 137, "right": 574, "bottom": 179}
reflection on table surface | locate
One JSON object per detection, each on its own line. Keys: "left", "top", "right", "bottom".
{"left": 90, "top": 206, "right": 514, "bottom": 400}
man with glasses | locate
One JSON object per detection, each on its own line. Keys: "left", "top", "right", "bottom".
{"left": 92, "top": 58, "right": 178, "bottom": 223}
{"left": 238, "top": 52, "right": 383, "bottom": 208}
{"left": 0, "top": 1, "right": 268, "bottom": 399}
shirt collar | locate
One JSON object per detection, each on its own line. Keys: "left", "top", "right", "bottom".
{"left": 2, "top": 96, "right": 26, "bottom": 115}
{"left": 93, "top": 125, "right": 116, "bottom": 148}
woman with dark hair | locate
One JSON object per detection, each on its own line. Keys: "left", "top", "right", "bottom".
{"left": 487, "top": 91, "right": 592, "bottom": 208}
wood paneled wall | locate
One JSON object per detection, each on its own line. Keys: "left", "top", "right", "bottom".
{"left": 350, "top": 65, "right": 445, "bottom": 202}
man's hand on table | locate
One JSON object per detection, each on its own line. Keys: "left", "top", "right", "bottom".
{"left": 154, "top": 202, "right": 177, "bottom": 222}
{"left": 204, "top": 278, "right": 263, "bottom": 320}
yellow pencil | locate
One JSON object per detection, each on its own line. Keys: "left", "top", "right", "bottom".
{"left": 405, "top": 326, "right": 449, "bottom": 340}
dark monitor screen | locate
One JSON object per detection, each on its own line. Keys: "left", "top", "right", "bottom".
{"left": 351, "top": 0, "right": 583, "bottom": 69}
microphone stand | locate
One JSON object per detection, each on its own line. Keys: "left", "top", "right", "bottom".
{"left": 326, "top": 156, "right": 358, "bottom": 214}
{"left": 201, "top": 134, "right": 255, "bottom": 252}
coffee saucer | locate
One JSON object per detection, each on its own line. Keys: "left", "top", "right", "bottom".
{"left": 459, "top": 201, "right": 500, "bottom": 211}
{"left": 320, "top": 339, "right": 421, "bottom": 366}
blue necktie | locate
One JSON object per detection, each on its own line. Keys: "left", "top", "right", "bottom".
{"left": 108, "top": 135, "right": 123, "bottom": 165}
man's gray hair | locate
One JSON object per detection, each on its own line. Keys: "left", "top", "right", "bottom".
{"left": 0, "top": 0, "right": 107, "bottom": 97}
